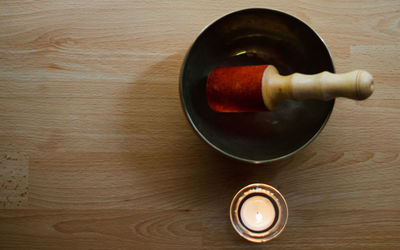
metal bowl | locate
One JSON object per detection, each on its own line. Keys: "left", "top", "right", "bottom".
{"left": 180, "top": 8, "right": 335, "bottom": 163}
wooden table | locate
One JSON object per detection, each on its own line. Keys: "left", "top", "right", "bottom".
{"left": 1, "top": 1, "right": 399, "bottom": 249}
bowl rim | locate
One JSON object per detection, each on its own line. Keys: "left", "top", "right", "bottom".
{"left": 179, "top": 8, "right": 335, "bottom": 164}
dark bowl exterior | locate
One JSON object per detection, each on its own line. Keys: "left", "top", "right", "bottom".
{"left": 180, "top": 8, "right": 335, "bottom": 163}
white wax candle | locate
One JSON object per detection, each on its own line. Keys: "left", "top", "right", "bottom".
{"left": 240, "top": 195, "right": 276, "bottom": 232}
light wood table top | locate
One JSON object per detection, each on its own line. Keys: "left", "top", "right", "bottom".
{"left": 1, "top": 1, "right": 399, "bottom": 249}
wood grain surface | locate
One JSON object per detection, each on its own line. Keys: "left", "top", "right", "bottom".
{"left": 1, "top": 0, "right": 399, "bottom": 249}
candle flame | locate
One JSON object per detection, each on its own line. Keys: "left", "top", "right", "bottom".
{"left": 256, "top": 212, "right": 263, "bottom": 222}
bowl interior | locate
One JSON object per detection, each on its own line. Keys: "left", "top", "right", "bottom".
{"left": 180, "top": 9, "right": 334, "bottom": 163}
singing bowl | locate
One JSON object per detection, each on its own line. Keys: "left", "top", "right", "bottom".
{"left": 180, "top": 8, "right": 335, "bottom": 163}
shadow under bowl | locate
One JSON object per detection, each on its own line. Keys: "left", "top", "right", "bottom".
{"left": 180, "top": 8, "right": 335, "bottom": 163}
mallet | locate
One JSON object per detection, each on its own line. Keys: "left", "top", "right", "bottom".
{"left": 206, "top": 65, "right": 374, "bottom": 112}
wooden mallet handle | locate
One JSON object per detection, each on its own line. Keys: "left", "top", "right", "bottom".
{"left": 262, "top": 66, "right": 374, "bottom": 110}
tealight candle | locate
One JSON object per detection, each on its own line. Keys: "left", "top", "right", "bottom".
{"left": 230, "top": 184, "right": 288, "bottom": 243}
{"left": 240, "top": 195, "right": 276, "bottom": 232}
